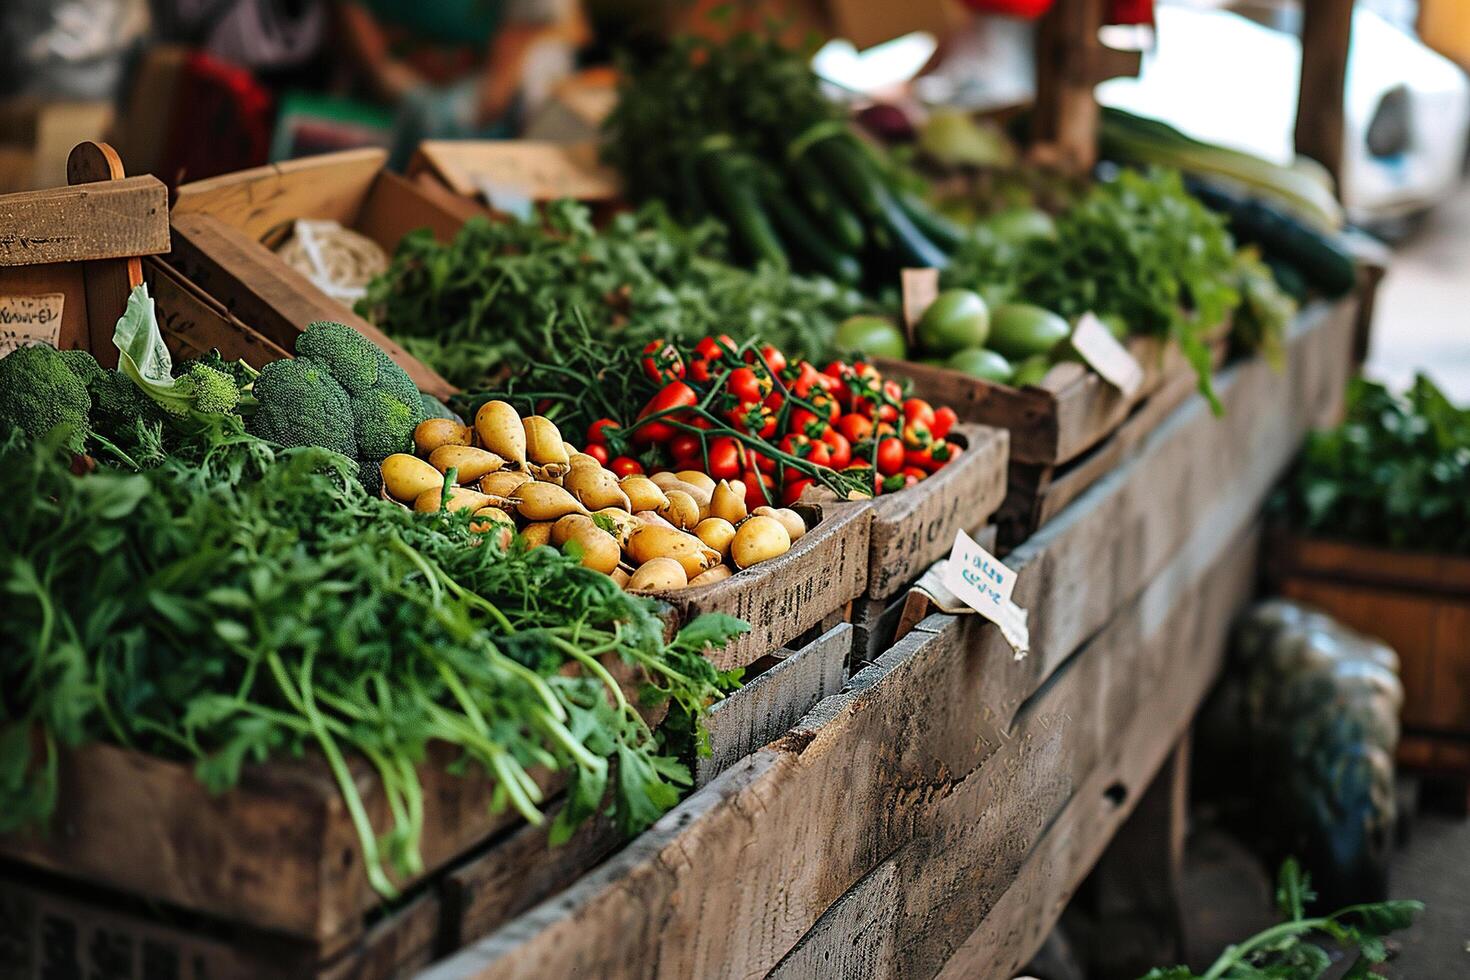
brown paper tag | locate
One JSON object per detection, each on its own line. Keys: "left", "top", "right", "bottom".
{"left": 0, "top": 293, "right": 64, "bottom": 356}
{"left": 460, "top": 142, "right": 618, "bottom": 202}
{"left": 900, "top": 268, "right": 940, "bottom": 346}
{"left": 1071, "top": 312, "right": 1143, "bottom": 397}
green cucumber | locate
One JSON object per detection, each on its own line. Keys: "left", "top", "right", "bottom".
{"left": 760, "top": 179, "right": 864, "bottom": 284}
{"left": 813, "top": 136, "right": 884, "bottom": 219}
{"left": 872, "top": 182, "right": 950, "bottom": 270}
{"left": 792, "top": 153, "right": 866, "bottom": 251}
{"left": 699, "top": 152, "right": 788, "bottom": 269}
{"left": 896, "top": 191, "right": 965, "bottom": 253}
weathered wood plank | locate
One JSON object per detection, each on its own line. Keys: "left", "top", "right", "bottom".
{"left": 172, "top": 149, "right": 387, "bottom": 241}
{"left": 695, "top": 624, "right": 851, "bottom": 787}
{"left": 167, "top": 212, "right": 456, "bottom": 399}
{"left": 408, "top": 141, "right": 619, "bottom": 203}
{"left": 0, "top": 175, "right": 168, "bottom": 269}
{"left": 143, "top": 255, "right": 293, "bottom": 367}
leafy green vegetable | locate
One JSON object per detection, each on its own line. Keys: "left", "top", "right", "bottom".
{"left": 1279, "top": 375, "right": 1470, "bottom": 554}
{"left": 0, "top": 419, "right": 743, "bottom": 895}
{"left": 114, "top": 284, "right": 241, "bottom": 417}
{"left": 1139, "top": 859, "right": 1421, "bottom": 979}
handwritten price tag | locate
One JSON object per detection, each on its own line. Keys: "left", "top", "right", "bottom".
{"left": 900, "top": 268, "right": 940, "bottom": 346}
{"left": 1071, "top": 312, "right": 1143, "bottom": 397}
{"left": 0, "top": 293, "right": 64, "bottom": 356}
{"left": 940, "top": 529, "right": 1030, "bottom": 658}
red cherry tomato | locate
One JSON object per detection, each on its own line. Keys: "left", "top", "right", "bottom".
{"left": 742, "top": 470, "right": 776, "bottom": 510}
{"left": 902, "top": 420, "right": 932, "bottom": 450}
{"left": 876, "top": 437, "right": 904, "bottom": 476}
{"left": 902, "top": 398, "right": 935, "bottom": 428}
{"left": 670, "top": 432, "right": 702, "bottom": 463}
{"left": 640, "top": 340, "right": 685, "bottom": 385}
{"left": 746, "top": 343, "right": 787, "bottom": 375}
{"left": 822, "top": 429, "right": 851, "bottom": 469}
{"left": 633, "top": 381, "right": 697, "bottom": 444}
{"left": 902, "top": 465, "right": 928, "bottom": 482}
{"left": 931, "top": 406, "right": 958, "bottom": 440}
{"left": 585, "top": 443, "right": 610, "bottom": 465}
{"left": 787, "top": 408, "right": 824, "bottom": 439}
{"left": 882, "top": 379, "right": 904, "bottom": 403}
{"left": 694, "top": 334, "right": 736, "bottom": 363}
{"left": 926, "top": 439, "right": 960, "bottom": 472}
{"left": 809, "top": 389, "right": 840, "bottom": 423}
{"left": 727, "top": 402, "right": 777, "bottom": 439}
{"left": 706, "top": 436, "right": 743, "bottom": 481}
{"left": 781, "top": 478, "right": 814, "bottom": 507}
{"left": 726, "top": 366, "right": 770, "bottom": 405}
{"left": 878, "top": 472, "right": 907, "bottom": 495}
{"left": 689, "top": 358, "right": 714, "bottom": 384}
{"left": 586, "top": 418, "right": 621, "bottom": 445}
{"left": 837, "top": 413, "right": 873, "bottom": 444}
{"left": 878, "top": 402, "right": 899, "bottom": 424}
{"left": 610, "top": 456, "right": 644, "bottom": 477}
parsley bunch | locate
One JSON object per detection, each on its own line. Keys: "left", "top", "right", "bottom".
{"left": 0, "top": 420, "right": 743, "bottom": 896}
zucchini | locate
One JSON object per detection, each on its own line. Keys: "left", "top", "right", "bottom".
{"left": 699, "top": 151, "right": 788, "bottom": 269}
{"left": 760, "top": 177, "right": 864, "bottom": 284}
{"left": 792, "top": 153, "right": 866, "bottom": 251}
{"left": 896, "top": 191, "right": 965, "bottom": 253}
{"left": 872, "top": 182, "right": 950, "bottom": 270}
{"left": 813, "top": 136, "right": 884, "bottom": 219}
{"left": 1187, "top": 178, "right": 1356, "bottom": 297}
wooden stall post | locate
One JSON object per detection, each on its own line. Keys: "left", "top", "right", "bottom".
{"left": 1030, "top": 0, "right": 1143, "bottom": 170}
{"left": 1294, "top": 0, "right": 1354, "bottom": 188}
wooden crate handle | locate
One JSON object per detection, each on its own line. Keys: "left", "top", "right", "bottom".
{"left": 67, "top": 141, "right": 145, "bottom": 366}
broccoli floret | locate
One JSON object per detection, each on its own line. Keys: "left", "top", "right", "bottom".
{"left": 182, "top": 364, "right": 241, "bottom": 415}
{"left": 58, "top": 349, "right": 104, "bottom": 388}
{"left": 247, "top": 357, "right": 357, "bottom": 459}
{"left": 0, "top": 345, "right": 93, "bottom": 452}
{"left": 351, "top": 388, "right": 420, "bottom": 460}
{"left": 296, "top": 321, "right": 386, "bottom": 396}
{"left": 181, "top": 349, "right": 257, "bottom": 388}
{"left": 89, "top": 369, "right": 164, "bottom": 434}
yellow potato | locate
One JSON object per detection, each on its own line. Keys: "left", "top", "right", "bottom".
{"left": 659, "top": 490, "right": 701, "bottom": 530}
{"left": 511, "top": 482, "right": 588, "bottom": 522}
{"left": 520, "top": 521, "right": 553, "bottom": 549}
{"left": 694, "top": 517, "right": 736, "bottom": 559}
{"left": 610, "top": 566, "right": 631, "bottom": 588}
{"left": 414, "top": 485, "right": 492, "bottom": 514}
{"left": 673, "top": 470, "right": 716, "bottom": 495}
{"left": 480, "top": 470, "right": 532, "bottom": 498}
{"left": 470, "top": 507, "right": 514, "bottom": 548}
{"left": 594, "top": 508, "right": 639, "bottom": 548}
{"left": 626, "top": 524, "right": 720, "bottom": 579}
{"left": 561, "top": 521, "right": 621, "bottom": 574}
{"left": 475, "top": 401, "right": 526, "bottom": 467}
{"left": 688, "top": 565, "right": 734, "bottom": 587}
{"left": 428, "top": 445, "right": 505, "bottom": 482}
{"left": 413, "top": 418, "right": 471, "bottom": 456}
{"left": 564, "top": 465, "right": 632, "bottom": 511}
{"left": 523, "top": 416, "right": 570, "bottom": 468}
{"left": 708, "top": 480, "right": 747, "bottom": 525}
{"left": 648, "top": 471, "right": 681, "bottom": 491}
{"left": 752, "top": 506, "right": 807, "bottom": 542}
{"left": 627, "top": 557, "right": 688, "bottom": 591}
{"left": 731, "top": 515, "right": 791, "bottom": 569}
{"left": 568, "top": 452, "right": 604, "bottom": 470}
{"left": 550, "top": 514, "right": 595, "bottom": 547}
{"left": 620, "top": 475, "right": 669, "bottom": 512}
{"left": 381, "top": 453, "right": 444, "bottom": 502}
{"left": 634, "top": 510, "right": 677, "bottom": 530}
{"left": 727, "top": 478, "right": 747, "bottom": 501}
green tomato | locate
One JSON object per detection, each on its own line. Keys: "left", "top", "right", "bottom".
{"left": 917, "top": 289, "right": 990, "bottom": 356}
{"left": 988, "top": 303, "right": 1071, "bottom": 360}
{"left": 982, "top": 208, "right": 1056, "bottom": 245}
{"left": 1009, "top": 354, "right": 1052, "bottom": 388}
{"left": 835, "top": 315, "right": 908, "bottom": 359}
{"left": 945, "top": 347, "right": 1013, "bottom": 383}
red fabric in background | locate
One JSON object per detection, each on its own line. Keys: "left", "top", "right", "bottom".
{"left": 1107, "top": 0, "right": 1155, "bottom": 25}
{"left": 957, "top": 0, "right": 1153, "bottom": 24}
{"left": 157, "top": 52, "right": 273, "bottom": 187}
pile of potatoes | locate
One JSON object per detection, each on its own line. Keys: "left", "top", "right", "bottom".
{"left": 379, "top": 400, "right": 808, "bottom": 591}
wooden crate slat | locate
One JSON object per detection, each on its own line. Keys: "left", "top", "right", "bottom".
{"left": 172, "top": 149, "right": 388, "bottom": 241}
{"left": 143, "top": 255, "right": 293, "bottom": 367}
{"left": 0, "top": 175, "right": 168, "bottom": 269}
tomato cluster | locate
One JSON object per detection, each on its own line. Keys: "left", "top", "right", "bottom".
{"left": 588, "top": 336, "right": 963, "bottom": 508}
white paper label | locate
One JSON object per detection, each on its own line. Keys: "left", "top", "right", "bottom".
{"left": 471, "top": 175, "right": 535, "bottom": 221}
{"left": 941, "top": 529, "right": 1031, "bottom": 658}
{"left": 0, "top": 293, "right": 64, "bottom": 356}
{"left": 1072, "top": 312, "right": 1144, "bottom": 397}
{"left": 900, "top": 267, "right": 940, "bottom": 346}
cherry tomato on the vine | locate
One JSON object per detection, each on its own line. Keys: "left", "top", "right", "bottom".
{"left": 903, "top": 398, "right": 935, "bottom": 428}
{"left": 876, "top": 436, "right": 905, "bottom": 476}
{"left": 706, "top": 436, "right": 743, "bottom": 481}
{"left": 586, "top": 418, "right": 620, "bottom": 445}
{"left": 633, "top": 381, "right": 697, "bottom": 444}
{"left": 610, "top": 456, "right": 644, "bottom": 477}
{"left": 670, "top": 432, "right": 702, "bottom": 463}
{"left": 781, "top": 478, "right": 814, "bottom": 507}
{"left": 822, "top": 429, "right": 852, "bottom": 469}
{"left": 640, "top": 340, "right": 685, "bottom": 385}
{"left": 584, "top": 443, "right": 610, "bottom": 465}
{"left": 742, "top": 470, "right": 776, "bottom": 510}
{"left": 746, "top": 344, "right": 787, "bottom": 375}
{"left": 931, "top": 406, "right": 958, "bottom": 440}
{"left": 726, "top": 366, "right": 771, "bottom": 405}
{"left": 837, "top": 413, "right": 873, "bottom": 444}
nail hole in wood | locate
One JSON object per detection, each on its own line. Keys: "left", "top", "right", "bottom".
{"left": 1104, "top": 782, "right": 1127, "bottom": 807}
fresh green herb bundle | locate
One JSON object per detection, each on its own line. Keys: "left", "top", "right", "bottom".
{"left": 1142, "top": 858, "right": 1420, "bottom": 979}
{"left": 357, "top": 200, "right": 865, "bottom": 391}
{"left": 1280, "top": 375, "right": 1470, "bottom": 555}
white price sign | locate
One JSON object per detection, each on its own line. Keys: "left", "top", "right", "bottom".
{"left": 940, "top": 529, "right": 1030, "bottom": 658}
{"left": 1071, "top": 312, "right": 1144, "bottom": 397}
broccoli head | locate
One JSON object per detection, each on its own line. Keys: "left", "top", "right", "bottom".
{"left": 181, "top": 363, "right": 241, "bottom": 415}
{"left": 247, "top": 357, "right": 357, "bottom": 459}
{"left": 58, "top": 349, "right": 105, "bottom": 388}
{"left": 245, "top": 322, "right": 424, "bottom": 487}
{"left": 0, "top": 344, "right": 93, "bottom": 452}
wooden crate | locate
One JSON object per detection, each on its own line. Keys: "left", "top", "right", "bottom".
{"left": 408, "top": 293, "right": 1358, "bottom": 980}
{"left": 166, "top": 149, "right": 485, "bottom": 399}
{"left": 645, "top": 503, "right": 871, "bottom": 672}
{"left": 1267, "top": 533, "right": 1470, "bottom": 769}
{"left": 408, "top": 141, "right": 620, "bottom": 210}
{"left": 441, "top": 624, "right": 852, "bottom": 952}
{"left": 0, "top": 866, "right": 439, "bottom": 980}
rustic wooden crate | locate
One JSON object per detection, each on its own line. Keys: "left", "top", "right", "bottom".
{"left": 165, "top": 149, "right": 484, "bottom": 399}
{"left": 439, "top": 624, "right": 852, "bottom": 953}
{"left": 0, "top": 866, "right": 439, "bottom": 980}
{"left": 645, "top": 503, "right": 871, "bottom": 672}
{"left": 1267, "top": 533, "right": 1470, "bottom": 769}
{"left": 873, "top": 332, "right": 1207, "bottom": 469}
{"left": 408, "top": 295, "right": 1358, "bottom": 980}
{"left": 408, "top": 140, "right": 620, "bottom": 209}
